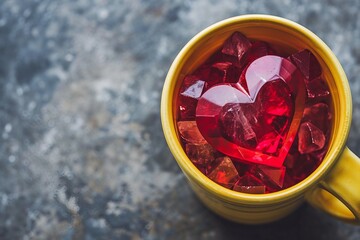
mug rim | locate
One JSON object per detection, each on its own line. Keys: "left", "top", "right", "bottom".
{"left": 161, "top": 14, "right": 352, "bottom": 204}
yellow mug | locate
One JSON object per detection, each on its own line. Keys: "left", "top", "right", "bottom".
{"left": 160, "top": 14, "right": 360, "bottom": 224}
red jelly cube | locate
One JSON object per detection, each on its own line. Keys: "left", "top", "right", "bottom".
{"left": 310, "top": 147, "right": 328, "bottom": 163}
{"left": 181, "top": 75, "right": 203, "bottom": 91}
{"left": 177, "top": 121, "right": 206, "bottom": 145}
{"left": 178, "top": 96, "right": 197, "bottom": 120}
{"left": 242, "top": 41, "right": 277, "bottom": 65}
{"left": 290, "top": 49, "right": 322, "bottom": 81}
{"left": 298, "top": 122, "right": 326, "bottom": 154}
{"left": 211, "top": 62, "right": 232, "bottom": 72}
{"left": 181, "top": 80, "right": 205, "bottom": 99}
{"left": 284, "top": 152, "right": 297, "bottom": 169}
{"left": 257, "top": 165, "right": 286, "bottom": 188}
{"left": 248, "top": 166, "right": 283, "bottom": 193}
{"left": 222, "top": 32, "right": 252, "bottom": 62}
{"left": 206, "top": 66, "right": 225, "bottom": 87}
{"left": 205, "top": 49, "right": 240, "bottom": 68}
{"left": 178, "top": 79, "right": 206, "bottom": 120}
{"left": 233, "top": 173, "right": 266, "bottom": 194}
{"left": 212, "top": 62, "right": 241, "bottom": 83}
{"left": 234, "top": 185, "right": 266, "bottom": 194}
{"left": 192, "top": 64, "right": 229, "bottom": 90}
{"left": 305, "top": 78, "right": 330, "bottom": 101}
{"left": 233, "top": 161, "right": 252, "bottom": 176}
{"left": 185, "top": 143, "right": 216, "bottom": 167}
{"left": 285, "top": 153, "right": 321, "bottom": 185}
{"left": 302, "top": 103, "right": 331, "bottom": 133}
{"left": 207, "top": 157, "right": 240, "bottom": 189}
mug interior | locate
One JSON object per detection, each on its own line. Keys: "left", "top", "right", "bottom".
{"left": 161, "top": 15, "right": 351, "bottom": 204}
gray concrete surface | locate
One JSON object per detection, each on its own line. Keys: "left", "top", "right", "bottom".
{"left": 0, "top": 0, "right": 360, "bottom": 239}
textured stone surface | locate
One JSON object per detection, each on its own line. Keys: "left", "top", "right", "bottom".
{"left": 0, "top": 0, "right": 360, "bottom": 239}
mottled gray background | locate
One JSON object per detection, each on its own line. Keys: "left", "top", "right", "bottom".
{"left": 0, "top": 0, "right": 359, "bottom": 239}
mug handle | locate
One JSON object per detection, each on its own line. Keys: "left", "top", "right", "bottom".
{"left": 306, "top": 147, "right": 360, "bottom": 224}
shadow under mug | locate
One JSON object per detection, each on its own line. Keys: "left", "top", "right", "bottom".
{"left": 161, "top": 14, "right": 360, "bottom": 224}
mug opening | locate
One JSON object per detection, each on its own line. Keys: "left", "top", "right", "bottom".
{"left": 161, "top": 14, "right": 352, "bottom": 204}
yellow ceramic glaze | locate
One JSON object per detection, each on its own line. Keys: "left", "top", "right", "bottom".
{"left": 160, "top": 15, "right": 360, "bottom": 224}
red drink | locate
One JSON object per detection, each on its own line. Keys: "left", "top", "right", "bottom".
{"left": 177, "top": 32, "right": 332, "bottom": 193}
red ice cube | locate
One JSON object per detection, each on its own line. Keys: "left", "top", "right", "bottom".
{"left": 298, "top": 122, "right": 326, "bottom": 154}
{"left": 207, "top": 156, "right": 240, "bottom": 189}
{"left": 284, "top": 153, "right": 321, "bottom": 186}
{"left": 177, "top": 121, "right": 206, "bottom": 145}
{"left": 212, "top": 62, "right": 241, "bottom": 84}
{"left": 178, "top": 79, "right": 206, "bottom": 120}
{"left": 257, "top": 165, "right": 286, "bottom": 188}
{"left": 302, "top": 103, "right": 331, "bottom": 133}
{"left": 290, "top": 49, "right": 322, "bottom": 81}
{"left": 233, "top": 173, "right": 266, "bottom": 194}
{"left": 185, "top": 143, "right": 216, "bottom": 167}
{"left": 243, "top": 41, "right": 277, "bottom": 65}
{"left": 222, "top": 32, "right": 252, "bottom": 61}
{"left": 305, "top": 78, "right": 330, "bottom": 101}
